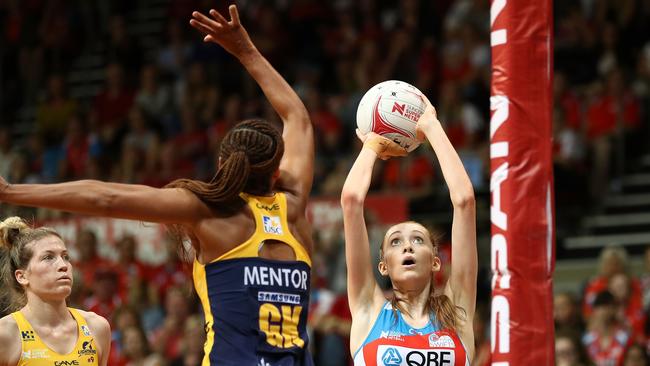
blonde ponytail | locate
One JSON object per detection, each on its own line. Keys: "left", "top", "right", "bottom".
{"left": 0, "top": 216, "right": 29, "bottom": 249}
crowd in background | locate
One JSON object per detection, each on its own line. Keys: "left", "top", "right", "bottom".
{"left": 1, "top": 0, "right": 650, "bottom": 365}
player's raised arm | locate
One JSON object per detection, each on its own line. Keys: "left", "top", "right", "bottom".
{"left": 341, "top": 132, "right": 407, "bottom": 313}
{"left": 0, "top": 176, "right": 209, "bottom": 225}
{"left": 417, "top": 98, "right": 478, "bottom": 321}
{"left": 190, "top": 5, "right": 314, "bottom": 206}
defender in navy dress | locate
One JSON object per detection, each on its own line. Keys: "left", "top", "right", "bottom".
{"left": 194, "top": 193, "right": 314, "bottom": 365}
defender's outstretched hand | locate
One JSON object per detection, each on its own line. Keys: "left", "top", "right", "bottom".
{"left": 190, "top": 5, "right": 255, "bottom": 58}
{"left": 356, "top": 129, "right": 408, "bottom": 160}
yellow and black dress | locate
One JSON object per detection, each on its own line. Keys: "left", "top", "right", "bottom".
{"left": 193, "top": 192, "right": 314, "bottom": 366}
{"left": 12, "top": 308, "right": 99, "bottom": 366}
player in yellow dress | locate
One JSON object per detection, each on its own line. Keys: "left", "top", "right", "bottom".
{"left": 0, "top": 217, "right": 111, "bottom": 366}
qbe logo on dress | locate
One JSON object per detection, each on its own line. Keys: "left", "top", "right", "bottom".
{"left": 377, "top": 345, "right": 456, "bottom": 366}
{"left": 381, "top": 347, "right": 402, "bottom": 366}
{"left": 263, "top": 216, "right": 283, "bottom": 235}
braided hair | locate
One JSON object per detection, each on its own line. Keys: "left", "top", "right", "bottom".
{"left": 165, "top": 119, "right": 284, "bottom": 212}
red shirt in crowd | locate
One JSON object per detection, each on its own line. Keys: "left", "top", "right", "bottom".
{"left": 586, "top": 94, "right": 640, "bottom": 140}
{"left": 583, "top": 276, "right": 643, "bottom": 319}
{"left": 383, "top": 155, "right": 435, "bottom": 190}
{"left": 583, "top": 327, "right": 631, "bottom": 366}
{"left": 93, "top": 90, "right": 134, "bottom": 128}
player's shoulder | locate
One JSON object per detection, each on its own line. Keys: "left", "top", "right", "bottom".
{"left": 279, "top": 190, "right": 306, "bottom": 221}
{"left": 73, "top": 309, "right": 110, "bottom": 335}
{"left": 0, "top": 314, "right": 19, "bottom": 340}
{"left": 0, "top": 314, "right": 21, "bottom": 366}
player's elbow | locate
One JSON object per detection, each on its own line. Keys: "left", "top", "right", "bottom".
{"left": 340, "top": 190, "right": 365, "bottom": 210}
{"left": 451, "top": 190, "right": 475, "bottom": 209}
{"left": 287, "top": 106, "right": 312, "bottom": 127}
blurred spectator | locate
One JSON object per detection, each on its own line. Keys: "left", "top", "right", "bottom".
{"left": 306, "top": 88, "right": 344, "bottom": 160}
{"left": 91, "top": 63, "right": 135, "bottom": 156}
{"left": 5, "top": 153, "right": 38, "bottom": 188}
{"left": 115, "top": 234, "right": 153, "bottom": 301}
{"left": 135, "top": 64, "right": 173, "bottom": 128}
{"left": 105, "top": 15, "right": 142, "bottom": 75}
{"left": 38, "top": 0, "right": 78, "bottom": 75}
{"left": 157, "top": 20, "right": 193, "bottom": 80}
{"left": 583, "top": 247, "right": 642, "bottom": 319}
{"left": 556, "top": 330, "right": 590, "bottom": 366}
{"left": 438, "top": 82, "right": 484, "bottom": 150}
{"left": 381, "top": 149, "right": 436, "bottom": 196}
{"left": 312, "top": 293, "right": 352, "bottom": 366}
{"left": 84, "top": 267, "right": 122, "bottom": 322}
{"left": 0, "top": 127, "right": 18, "bottom": 180}
{"left": 609, "top": 273, "right": 646, "bottom": 341}
{"left": 175, "top": 61, "right": 218, "bottom": 125}
{"left": 583, "top": 291, "right": 632, "bottom": 366}
{"left": 170, "top": 315, "right": 206, "bottom": 366}
{"left": 150, "top": 286, "right": 193, "bottom": 360}
{"left": 319, "top": 158, "right": 352, "bottom": 197}
{"left": 553, "top": 106, "right": 588, "bottom": 206}
{"left": 118, "top": 107, "right": 160, "bottom": 183}
{"left": 117, "top": 325, "right": 154, "bottom": 366}
{"left": 149, "top": 235, "right": 191, "bottom": 304}
{"left": 585, "top": 69, "right": 641, "bottom": 199}
{"left": 247, "top": 4, "right": 289, "bottom": 67}
{"left": 208, "top": 93, "right": 242, "bottom": 155}
{"left": 35, "top": 74, "right": 77, "bottom": 145}
{"left": 640, "top": 245, "right": 650, "bottom": 311}
{"left": 165, "top": 107, "right": 209, "bottom": 179}
{"left": 61, "top": 113, "right": 94, "bottom": 180}
{"left": 73, "top": 229, "right": 111, "bottom": 294}
{"left": 555, "top": 292, "right": 586, "bottom": 336}
{"left": 110, "top": 305, "right": 143, "bottom": 366}
{"left": 554, "top": 72, "right": 582, "bottom": 130}
{"left": 632, "top": 44, "right": 650, "bottom": 98}
{"left": 623, "top": 343, "right": 650, "bottom": 366}
{"left": 124, "top": 279, "right": 164, "bottom": 336}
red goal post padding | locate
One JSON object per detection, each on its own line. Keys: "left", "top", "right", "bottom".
{"left": 490, "top": 0, "right": 555, "bottom": 365}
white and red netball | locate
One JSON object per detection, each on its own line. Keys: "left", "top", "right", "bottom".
{"left": 356, "top": 80, "right": 426, "bottom": 152}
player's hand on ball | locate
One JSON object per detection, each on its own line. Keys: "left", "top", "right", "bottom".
{"left": 189, "top": 5, "right": 255, "bottom": 58}
{"left": 357, "top": 129, "right": 408, "bottom": 160}
{"left": 415, "top": 95, "right": 438, "bottom": 142}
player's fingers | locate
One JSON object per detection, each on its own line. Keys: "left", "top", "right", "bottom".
{"left": 229, "top": 4, "right": 241, "bottom": 25}
{"left": 192, "top": 11, "right": 221, "bottom": 30}
{"left": 189, "top": 19, "right": 219, "bottom": 36}
{"left": 209, "top": 9, "right": 228, "bottom": 24}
